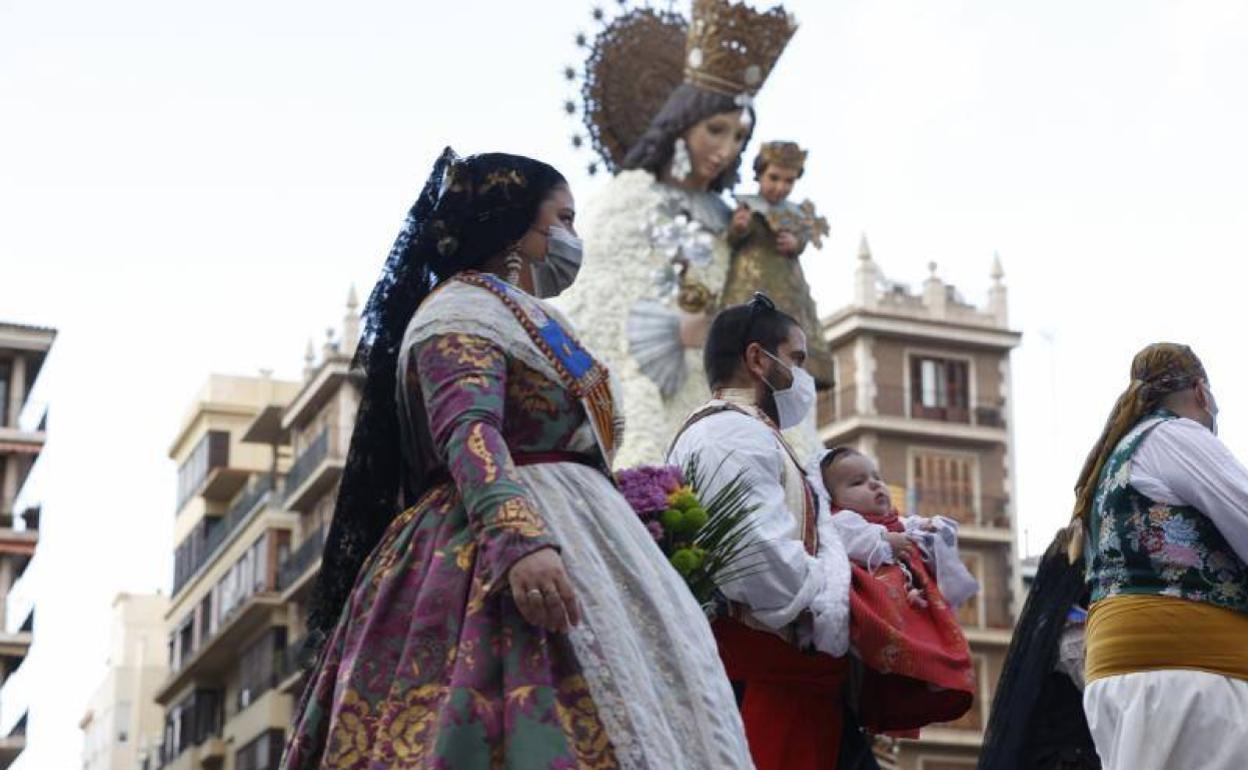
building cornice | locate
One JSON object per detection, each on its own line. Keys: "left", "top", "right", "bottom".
{"left": 819, "top": 414, "right": 1009, "bottom": 447}
{"left": 281, "top": 358, "right": 352, "bottom": 431}
{"left": 823, "top": 308, "right": 1022, "bottom": 351}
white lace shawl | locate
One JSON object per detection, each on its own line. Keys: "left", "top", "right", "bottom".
{"left": 400, "top": 279, "right": 621, "bottom": 457}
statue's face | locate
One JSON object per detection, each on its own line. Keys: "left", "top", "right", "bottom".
{"left": 682, "top": 109, "right": 749, "bottom": 190}
{"left": 758, "top": 164, "right": 799, "bottom": 205}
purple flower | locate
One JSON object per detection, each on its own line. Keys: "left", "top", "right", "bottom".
{"left": 617, "top": 465, "right": 686, "bottom": 515}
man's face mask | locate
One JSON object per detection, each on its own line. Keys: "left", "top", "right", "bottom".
{"left": 760, "top": 349, "right": 815, "bottom": 430}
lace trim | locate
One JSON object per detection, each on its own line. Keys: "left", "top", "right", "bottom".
{"left": 524, "top": 463, "right": 752, "bottom": 768}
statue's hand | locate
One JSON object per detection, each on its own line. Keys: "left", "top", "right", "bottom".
{"left": 731, "top": 205, "right": 751, "bottom": 235}
{"left": 776, "top": 230, "right": 800, "bottom": 257}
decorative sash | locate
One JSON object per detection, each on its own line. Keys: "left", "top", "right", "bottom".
{"left": 454, "top": 272, "right": 620, "bottom": 468}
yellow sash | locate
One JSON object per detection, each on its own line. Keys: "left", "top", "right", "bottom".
{"left": 1086, "top": 594, "right": 1248, "bottom": 683}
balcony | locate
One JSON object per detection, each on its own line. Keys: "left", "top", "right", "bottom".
{"left": 0, "top": 712, "right": 26, "bottom": 770}
{"left": 278, "top": 528, "right": 323, "bottom": 601}
{"left": 178, "top": 433, "right": 257, "bottom": 512}
{"left": 155, "top": 593, "right": 284, "bottom": 706}
{"left": 284, "top": 429, "right": 343, "bottom": 513}
{"left": 908, "top": 494, "right": 1012, "bottom": 531}
{"left": 0, "top": 523, "right": 37, "bottom": 579}
{"left": 172, "top": 474, "right": 279, "bottom": 597}
{"left": 161, "top": 530, "right": 289, "bottom": 704}
{"left": 0, "top": 622, "right": 33, "bottom": 675}
{"left": 820, "top": 386, "right": 1008, "bottom": 447}
{"left": 158, "top": 689, "right": 223, "bottom": 770}
{"left": 276, "top": 633, "right": 311, "bottom": 696}
{"left": 0, "top": 401, "right": 47, "bottom": 459}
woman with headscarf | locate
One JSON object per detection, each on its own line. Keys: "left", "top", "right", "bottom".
{"left": 555, "top": 0, "right": 804, "bottom": 467}
{"left": 1068, "top": 343, "right": 1248, "bottom": 770}
{"left": 281, "top": 149, "right": 752, "bottom": 769}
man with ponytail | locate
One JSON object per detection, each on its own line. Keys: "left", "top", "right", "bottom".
{"left": 1070, "top": 343, "right": 1248, "bottom": 770}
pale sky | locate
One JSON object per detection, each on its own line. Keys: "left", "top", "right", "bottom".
{"left": 3, "top": 1, "right": 1248, "bottom": 767}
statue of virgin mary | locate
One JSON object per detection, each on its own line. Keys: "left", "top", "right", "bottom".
{"left": 556, "top": 0, "right": 799, "bottom": 467}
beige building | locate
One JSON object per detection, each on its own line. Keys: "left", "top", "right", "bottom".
{"left": 817, "top": 238, "right": 1023, "bottom": 770}
{"left": 0, "top": 321, "right": 55, "bottom": 770}
{"left": 153, "top": 291, "right": 358, "bottom": 770}
{"left": 81, "top": 593, "right": 171, "bottom": 770}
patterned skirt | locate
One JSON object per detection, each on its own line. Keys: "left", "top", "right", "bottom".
{"left": 282, "top": 462, "right": 751, "bottom": 770}
{"left": 281, "top": 481, "right": 615, "bottom": 770}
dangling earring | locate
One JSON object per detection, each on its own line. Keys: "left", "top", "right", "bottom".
{"left": 504, "top": 250, "right": 524, "bottom": 285}
{"left": 670, "top": 137, "right": 692, "bottom": 182}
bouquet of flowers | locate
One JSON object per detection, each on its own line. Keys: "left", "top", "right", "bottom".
{"left": 616, "top": 459, "right": 761, "bottom": 610}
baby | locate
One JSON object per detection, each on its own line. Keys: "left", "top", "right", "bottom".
{"left": 815, "top": 446, "right": 979, "bottom": 609}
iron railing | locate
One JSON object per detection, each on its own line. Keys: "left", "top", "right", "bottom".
{"left": 278, "top": 528, "right": 324, "bottom": 591}
{"left": 171, "top": 473, "right": 277, "bottom": 596}
{"left": 824, "top": 385, "right": 1007, "bottom": 428}
{"left": 284, "top": 429, "right": 330, "bottom": 501}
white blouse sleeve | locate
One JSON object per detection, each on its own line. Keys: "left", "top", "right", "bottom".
{"left": 1133, "top": 418, "right": 1248, "bottom": 565}
{"left": 669, "top": 412, "right": 824, "bottom": 631}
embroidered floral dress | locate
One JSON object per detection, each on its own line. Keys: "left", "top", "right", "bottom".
{"left": 282, "top": 277, "right": 751, "bottom": 770}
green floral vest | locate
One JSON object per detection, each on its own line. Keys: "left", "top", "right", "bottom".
{"left": 1087, "top": 410, "right": 1248, "bottom": 613}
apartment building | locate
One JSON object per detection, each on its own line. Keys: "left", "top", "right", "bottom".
{"left": 817, "top": 239, "right": 1023, "bottom": 770}
{"left": 0, "top": 322, "right": 55, "bottom": 769}
{"left": 154, "top": 290, "right": 358, "bottom": 770}
{"left": 80, "top": 593, "right": 170, "bottom": 770}
{"left": 154, "top": 372, "right": 301, "bottom": 770}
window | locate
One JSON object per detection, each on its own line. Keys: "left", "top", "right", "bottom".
{"left": 0, "top": 360, "right": 10, "bottom": 427}
{"left": 177, "top": 617, "right": 194, "bottom": 667}
{"left": 199, "top": 593, "right": 214, "bottom": 643}
{"left": 910, "top": 356, "right": 970, "bottom": 422}
{"left": 176, "top": 431, "right": 230, "bottom": 510}
{"left": 235, "top": 729, "right": 285, "bottom": 770}
{"left": 236, "top": 628, "right": 287, "bottom": 712}
{"left": 215, "top": 530, "right": 290, "bottom": 627}
{"left": 912, "top": 451, "right": 977, "bottom": 523}
{"left": 116, "top": 701, "right": 132, "bottom": 744}
{"left": 163, "top": 690, "right": 222, "bottom": 758}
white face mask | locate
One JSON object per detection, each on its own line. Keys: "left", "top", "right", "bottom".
{"left": 530, "top": 224, "right": 583, "bottom": 299}
{"left": 1203, "top": 383, "right": 1220, "bottom": 436}
{"left": 762, "top": 349, "right": 816, "bottom": 430}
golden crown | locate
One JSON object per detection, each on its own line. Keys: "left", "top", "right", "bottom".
{"left": 684, "top": 0, "right": 798, "bottom": 97}
{"left": 758, "top": 140, "right": 808, "bottom": 172}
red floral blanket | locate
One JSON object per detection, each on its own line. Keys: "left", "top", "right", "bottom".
{"left": 845, "top": 508, "right": 976, "bottom": 733}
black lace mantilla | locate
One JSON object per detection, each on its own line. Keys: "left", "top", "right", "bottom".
{"left": 304, "top": 148, "right": 566, "bottom": 657}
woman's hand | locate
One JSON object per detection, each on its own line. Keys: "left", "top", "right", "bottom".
{"left": 884, "top": 532, "right": 916, "bottom": 561}
{"left": 508, "top": 547, "right": 581, "bottom": 633}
